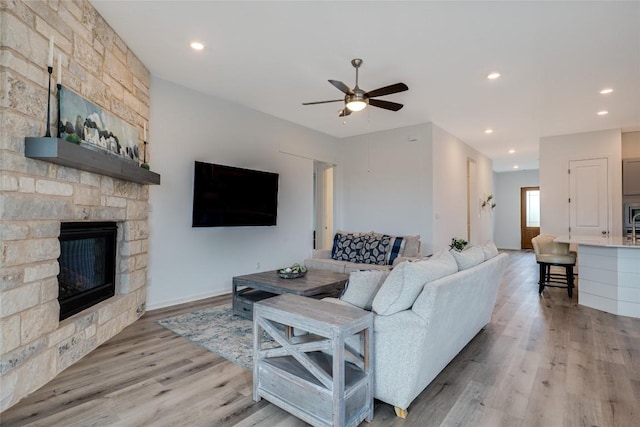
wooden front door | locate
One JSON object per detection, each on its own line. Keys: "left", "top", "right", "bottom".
{"left": 521, "top": 187, "right": 540, "bottom": 249}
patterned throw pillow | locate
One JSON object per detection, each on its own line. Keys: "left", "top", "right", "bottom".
{"left": 332, "top": 232, "right": 367, "bottom": 263}
{"left": 360, "top": 234, "right": 392, "bottom": 265}
{"left": 386, "top": 236, "right": 405, "bottom": 265}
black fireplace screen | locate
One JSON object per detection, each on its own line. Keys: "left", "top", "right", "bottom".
{"left": 58, "top": 222, "right": 117, "bottom": 320}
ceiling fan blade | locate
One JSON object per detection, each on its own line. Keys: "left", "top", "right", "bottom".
{"left": 366, "top": 83, "right": 408, "bottom": 98}
{"left": 369, "top": 98, "right": 404, "bottom": 111}
{"left": 339, "top": 108, "right": 352, "bottom": 117}
{"left": 329, "top": 80, "right": 354, "bottom": 95}
{"left": 302, "top": 99, "right": 343, "bottom": 105}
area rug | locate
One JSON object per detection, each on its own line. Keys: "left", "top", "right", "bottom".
{"left": 157, "top": 304, "right": 274, "bottom": 371}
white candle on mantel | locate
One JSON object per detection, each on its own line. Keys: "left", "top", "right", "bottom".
{"left": 47, "top": 36, "right": 54, "bottom": 68}
{"left": 144, "top": 122, "right": 147, "bottom": 141}
{"left": 57, "top": 54, "right": 62, "bottom": 85}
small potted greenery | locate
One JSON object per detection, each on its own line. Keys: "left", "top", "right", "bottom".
{"left": 449, "top": 238, "right": 468, "bottom": 252}
{"left": 278, "top": 263, "right": 307, "bottom": 279}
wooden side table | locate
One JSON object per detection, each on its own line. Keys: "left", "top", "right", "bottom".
{"left": 253, "top": 294, "right": 374, "bottom": 427}
{"left": 232, "top": 269, "right": 348, "bottom": 319}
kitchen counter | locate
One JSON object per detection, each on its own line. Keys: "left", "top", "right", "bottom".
{"left": 555, "top": 234, "right": 640, "bottom": 248}
{"left": 554, "top": 235, "right": 639, "bottom": 318}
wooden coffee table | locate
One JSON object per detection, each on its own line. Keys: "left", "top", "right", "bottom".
{"left": 232, "top": 269, "right": 349, "bottom": 319}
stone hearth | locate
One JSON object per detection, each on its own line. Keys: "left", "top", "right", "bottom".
{"left": 1, "top": 0, "right": 152, "bottom": 411}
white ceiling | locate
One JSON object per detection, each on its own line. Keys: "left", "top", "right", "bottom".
{"left": 90, "top": 1, "right": 640, "bottom": 172}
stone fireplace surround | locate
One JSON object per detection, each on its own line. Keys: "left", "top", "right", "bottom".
{"left": 0, "top": 162, "right": 150, "bottom": 411}
{"left": 1, "top": 0, "right": 152, "bottom": 411}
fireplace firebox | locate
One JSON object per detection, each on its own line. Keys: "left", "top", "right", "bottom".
{"left": 57, "top": 222, "right": 117, "bottom": 320}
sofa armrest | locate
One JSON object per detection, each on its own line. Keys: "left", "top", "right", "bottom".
{"left": 374, "top": 309, "right": 427, "bottom": 331}
{"left": 312, "top": 249, "right": 332, "bottom": 259}
{"left": 371, "top": 310, "right": 429, "bottom": 410}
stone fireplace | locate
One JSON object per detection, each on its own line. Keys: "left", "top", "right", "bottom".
{"left": 1, "top": 0, "right": 153, "bottom": 411}
{"left": 0, "top": 166, "right": 152, "bottom": 411}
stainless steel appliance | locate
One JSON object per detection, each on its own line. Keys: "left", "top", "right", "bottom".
{"left": 624, "top": 202, "right": 640, "bottom": 234}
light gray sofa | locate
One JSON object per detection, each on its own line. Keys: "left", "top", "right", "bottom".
{"left": 304, "top": 231, "right": 423, "bottom": 274}
{"left": 324, "top": 244, "right": 508, "bottom": 417}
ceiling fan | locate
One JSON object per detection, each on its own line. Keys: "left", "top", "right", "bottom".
{"left": 302, "top": 59, "right": 408, "bottom": 117}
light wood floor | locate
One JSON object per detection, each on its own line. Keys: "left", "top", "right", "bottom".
{"left": 2, "top": 251, "right": 639, "bottom": 426}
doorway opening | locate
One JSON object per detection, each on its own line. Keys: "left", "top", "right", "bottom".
{"left": 466, "top": 159, "right": 478, "bottom": 242}
{"left": 313, "top": 161, "right": 335, "bottom": 250}
{"left": 521, "top": 187, "right": 540, "bottom": 249}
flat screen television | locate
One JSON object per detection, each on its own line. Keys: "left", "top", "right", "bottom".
{"left": 192, "top": 161, "right": 279, "bottom": 227}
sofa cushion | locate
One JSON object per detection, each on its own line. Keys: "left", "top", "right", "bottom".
{"left": 331, "top": 232, "right": 368, "bottom": 263}
{"left": 372, "top": 249, "right": 458, "bottom": 315}
{"left": 340, "top": 270, "right": 389, "bottom": 310}
{"left": 361, "top": 234, "right": 392, "bottom": 265}
{"left": 402, "top": 235, "right": 421, "bottom": 257}
{"left": 481, "top": 241, "right": 499, "bottom": 260}
{"left": 344, "top": 262, "right": 393, "bottom": 274}
{"left": 450, "top": 245, "right": 485, "bottom": 270}
{"left": 303, "top": 258, "right": 347, "bottom": 273}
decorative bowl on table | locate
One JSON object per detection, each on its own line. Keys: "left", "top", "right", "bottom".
{"left": 278, "top": 263, "right": 307, "bottom": 279}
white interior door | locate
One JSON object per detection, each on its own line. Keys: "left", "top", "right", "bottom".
{"left": 569, "top": 158, "right": 609, "bottom": 236}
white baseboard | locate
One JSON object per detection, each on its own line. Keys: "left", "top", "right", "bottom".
{"left": 146, "top": 288, "right": 230, "bottom": 311}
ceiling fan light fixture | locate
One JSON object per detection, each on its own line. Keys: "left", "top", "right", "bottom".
{"left": 346, "top": 91, "right": 368, "bottom": 112}
{"left": 346, "top": 100, "right": 367, "bottom": 112}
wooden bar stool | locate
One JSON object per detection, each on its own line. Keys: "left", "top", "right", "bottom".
{"left": 532, "top": 234, "right": 576, "bottom": 297}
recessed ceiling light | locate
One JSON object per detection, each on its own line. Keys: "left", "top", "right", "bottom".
{"left": 508, "top": 149, "right": 515, "bottom": 154}
{"left": 513, "top": 165, "right": 519, "bottom": 169}
{"left": 597, "top": 110, "right": 609, "bottom": 116}
{"left": 487, "top": 72, "right": 501, "bottom": 80}
{"left": 190, "top": 42, "right": 204, "bottom": 50}
{"left": 599, "top": 88, "right": 613, "bottom": 94}
{"left": 484, "top": 128, "right": 494, "bottom": 134}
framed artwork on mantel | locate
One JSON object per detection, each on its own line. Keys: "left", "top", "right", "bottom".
{"left": 59, "top": 87, "right": 139, "bottom": 163}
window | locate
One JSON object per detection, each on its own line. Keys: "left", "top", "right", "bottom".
{"left": 526, "top": 190, "right": 540, "bottom": 227}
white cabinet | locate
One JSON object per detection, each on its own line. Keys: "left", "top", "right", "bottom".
{"left": 569, "top": 158, "right": 609, "bottom": 235}
{"left": 623, "top": 158, "right": 640, "bottom": 195}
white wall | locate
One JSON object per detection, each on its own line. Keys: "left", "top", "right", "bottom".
{"left": 337, "top": 122, "right": 494, "bottom": 255}
{"left": 539, "top": 129, "right": 622, "bottom": 236}
{"left": 432, "top": 124, "right": 494, "bottom": 250}
{"left": 337, "top": 124, "right": 434, "bottom": 253}
{"left": 147, "top": 80, "right": 497, "bottom": 308}
{"left": 147, "top": 77, "right": 339, "bottom": 308}
{"left": 494, "top": 170, "right": 540, "bottom": 249}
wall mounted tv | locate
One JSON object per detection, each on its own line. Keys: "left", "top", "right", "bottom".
{"left": 192, "top": 161, "right": 279, "bottom": 227}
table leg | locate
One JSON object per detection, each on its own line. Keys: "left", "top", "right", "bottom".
{"left": 285, "top": 325, "right": 293, "bottom": 340}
